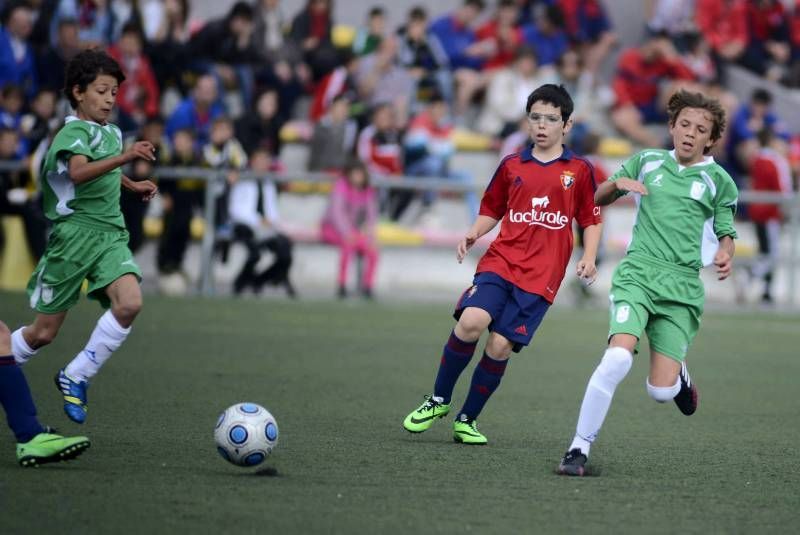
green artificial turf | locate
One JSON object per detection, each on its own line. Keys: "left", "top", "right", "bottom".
{"left": 1, "top": 291, "right": 797, "bottom": 533}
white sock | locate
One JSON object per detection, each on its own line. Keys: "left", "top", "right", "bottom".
{"left": 11, "top": 328, "right": 37, "bottom": 365}
{"left": 646, "top": 377, "right": 680, "bottom": 402}
{"left": 65, "top": 311, "right": 131, "bottom": 382}
{"left": 570, "top": 347, "right": 633, "bottom": 456}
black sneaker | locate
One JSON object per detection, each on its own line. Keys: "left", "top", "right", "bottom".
{"left": 674, "top": 361, "right": 698, "bottom": 415}
{"left": 557, "top": 448, "right": 588, "bottom": 476}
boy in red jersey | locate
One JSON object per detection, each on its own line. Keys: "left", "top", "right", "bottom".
{"left": 402, "top": 84, "right": 602, "bottom": 444}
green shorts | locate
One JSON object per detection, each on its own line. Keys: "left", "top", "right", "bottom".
{"left": 26, "top": 222, "right": 142, "bottom": 314}
{"left": 608, "top": 253, "right": 704, "bottom": 362}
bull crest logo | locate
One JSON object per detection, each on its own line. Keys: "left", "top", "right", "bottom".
{"left": 560, "top": 172, "right": 575, "bottom": 190}
{"left": 531, "top": 196, "right": 550, "bottom": 209}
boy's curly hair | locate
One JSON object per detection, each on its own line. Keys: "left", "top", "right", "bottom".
{"left": 667, "top": 90, "right": 727, "bottom": 153}
{"left": 64, "top": 48, "right": 126, "bottom": 109}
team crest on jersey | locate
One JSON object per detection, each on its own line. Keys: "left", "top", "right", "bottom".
{"left": 690, "top": 181, "right": 707, "bottom": 200}
{"left": 41, "top": 285, "right": 54, "bottom": 305}
{"left": 615, "top": 305, "right": 630, "bottom": 323}
{"left": 560, "top": 171, "right": 575, "bottom": 190}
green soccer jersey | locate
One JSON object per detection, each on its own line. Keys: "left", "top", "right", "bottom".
{"left": 41, "top": 116, "right": 125, "bottom": 231}
{"left": 610, "top": 149, "right": 738, "bottom": 271}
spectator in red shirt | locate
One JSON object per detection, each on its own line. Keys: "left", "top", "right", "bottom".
{"left": 741, "top": 0, "right": 791, "bottom": 82}
{"left": 695, "top": 0, "right": 748, "bottom": 64}
{"left": 748, "top": 128, "right": 793, "bottom": 304}
{"left": 400, "top": 84, "right": 601, "bottom": 444}
{"left": 611, "top": 33, "right": 696, "bottom": 147}
{"left": 788, "top": 1, "right": 800, "bottom": 87}
{"left": 475, "top": 0, "right": 523, "bottom": 71}
{"left": 357, "top": 103, "right": 410, "bottom": 221}
{"left": 108, "top": 22, "right": 160, "bottom": 133}
{"left": 404, "top": 93, "right": 478, "bottom": 219}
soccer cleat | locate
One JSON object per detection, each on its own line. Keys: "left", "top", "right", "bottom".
{"left": 453, "top": 415, "right": 487, "bottom": 445}
{"left": 674, "top": 362, "right": 699, "bottom": 416}
{"left": 557, "top": 448, "right": 588, "bottom": 476}
{"left": 54, "top": 369, "right": 88, "bottom": 424}
{"left": 403, "top": 395, "right": 450, "bottom": 433}
{"left": 17, "top": 433, "right": 90, "bottom": 467}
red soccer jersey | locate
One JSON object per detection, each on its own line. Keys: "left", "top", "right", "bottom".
{"left": 476, "top": 146, "right": 602, "bottom": 302}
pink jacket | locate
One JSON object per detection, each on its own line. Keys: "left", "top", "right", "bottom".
{"left": 320, "top": 177, "right": 378, "bottom": 238}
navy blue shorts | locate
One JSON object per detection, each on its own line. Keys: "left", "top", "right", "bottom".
{"left": 453, "top": 272, "right": 550, "bottom": 353}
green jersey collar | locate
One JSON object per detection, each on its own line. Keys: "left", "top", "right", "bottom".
{"left": 668, "top": 149, "right": 715, "bottom": 172}
{"left": 65, "top": 115, "right": 106, "bottom": 127}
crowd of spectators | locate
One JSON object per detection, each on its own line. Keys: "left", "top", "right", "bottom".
{"left": 1, "top": 0, "right": 799, "bottom": 302}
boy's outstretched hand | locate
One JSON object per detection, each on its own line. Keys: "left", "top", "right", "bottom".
{"left": 124, "top": 177, "right": 158, "bottom": 201}
{"left": 125, "top": 141, "right": 156, "bottom": 162}
{"left": 613, "top": 178, "right": 649, "bottom": 196}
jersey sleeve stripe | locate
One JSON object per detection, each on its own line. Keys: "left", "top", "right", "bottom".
{"left": 484, "top": 153, "right": 518, "bottom": 193}
{"left": 573, "top": 156, "right": 598, "bottom": 191}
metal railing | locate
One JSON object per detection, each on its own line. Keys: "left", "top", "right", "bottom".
{"left": 2, "top": 160, "right": 799, "bottom": 305}
{"left": 153, "top": 166, "right": 482, "bottom": 295}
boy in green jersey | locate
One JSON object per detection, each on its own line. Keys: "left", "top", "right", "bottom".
{"left": 9, "top": 49, "right": 158, "bottom": 424}
{"left": 558, "top": 90, "right": 738, "bottom": 476}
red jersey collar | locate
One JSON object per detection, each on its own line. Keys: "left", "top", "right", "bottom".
{"left": 519, "top": 144, "right": 575, "bottom": 165}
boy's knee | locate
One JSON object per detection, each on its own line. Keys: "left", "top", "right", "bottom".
{"left": 646, "top": 378, "right": 679, "bottom": 403}
{"left": 112, "top": 298, "right": 142, "bottom": 323}
{"left": 485, "top": 334, "right": 513, "bottom": 360}
{"left": 456, "top": 318, "right": 484, "bottom": 341}
{"left": 597, "top": 347, "right": 633, "bottom": 383}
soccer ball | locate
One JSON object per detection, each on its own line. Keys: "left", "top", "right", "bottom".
{"left": 214, "top": 402, "right": 279, "bottom": 467}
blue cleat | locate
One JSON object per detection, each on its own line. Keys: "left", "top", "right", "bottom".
{"left": 54, "top": 369, "right": 88, "bottom": 424}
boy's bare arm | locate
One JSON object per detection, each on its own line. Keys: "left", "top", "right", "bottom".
{"left": 594, "top": 178, "right": 649, "bottom": 206}
{"left": 714, "top": 235, "right": 735, "bottom": 280}
{"left": 576, "top": 223, "right": 601, "bottom": 283}
{"left": 68, "top": 141, "right": 155, "bottom": 185}
{"left": 457, "top": 215, "right": 499, "bottom": 263}
{"left": 121, "top": 174, "right": 158, "bottom": 201}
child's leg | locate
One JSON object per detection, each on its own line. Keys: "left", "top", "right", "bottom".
{"left": 64, "top": 274, "right": 140, "bottom": 382}
{"left": 457, "top": 332, "right": 512, "bottom": 420}
{"left": 432, "top": 307, "right": 489, "bottom": 403}
{"left": 0, "top": 321, "right": 45, "bottom": 442}
{"left": 337, "top": 242, "right": 355, "bottom": 289}
{"left": 646, "top": 351, "right": 681, "bottom": 401}
{"left": 569, "top": 335, "right": 636, "bottom": 455}
{"left": 354, "top": 236, "right": 379, "bottom": 290}
{"left": 11, "top": 311, "right": 67, "bottom": 365}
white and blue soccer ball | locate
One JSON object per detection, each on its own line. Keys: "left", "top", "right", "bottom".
{"left": 214, "top": 402, "right": 279, "bottom": 467}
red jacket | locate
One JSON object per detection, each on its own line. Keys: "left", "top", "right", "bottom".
{"left": 108, "top": 45, "right": 160, "bottom": 119}
{"left": 612, "top": 48, "right": 694, "bottom": 108}
{"left": 475, "top": 20, "right": 523, "bottom": 71}
{"left": 357, "top": 124, "right": 403, "bottom": 176}
{"left": 746, "top": 1, "right": 787, "bottom": 42}
{"left": 749, "top": 149, "right": 792, "bottom": 223}
{"left": 695, "top": 0, "right": 748, "bottom": 52}
{"left": 309, "top": 66, "right": 349, "bottom": 122}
